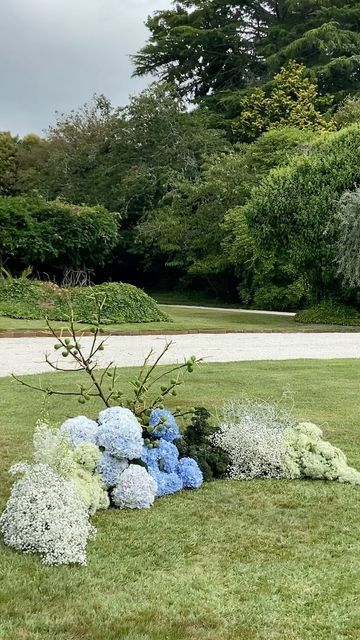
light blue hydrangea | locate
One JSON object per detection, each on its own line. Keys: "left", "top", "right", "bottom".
{"left": 96, "top": 452, "right": 129, "bottom": 488}
{"left": 148, "top": 466, "right": 183, "bottom": 497}
{"left": 112, "top": 465, "right": 157, "bottom": 509}
{"left": 177, "top": 457, "right": 203, "bottom": 489}
{"left": 97, "top": 407, "right": 143, "bottom": 460}
{"left": 149, "top": 409, "right": 181, "bottom": 443}
{"left": 59, "top": 416, "right": 98, "bottom": 449}
{"left": 158, "top": 440, "right": 179, "bottom": 473}
{"left": 140, "top": 444, "right": 161, "bottom": 468}
{"left": 141, "top": 440, "right": 179, "bottom": 473}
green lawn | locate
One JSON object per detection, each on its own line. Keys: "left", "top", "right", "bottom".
{"left": 1, "top": 305, "right": 359, "bottom": 334}
{"left": 1, "top": 359, "right": 360, "bottom": 639}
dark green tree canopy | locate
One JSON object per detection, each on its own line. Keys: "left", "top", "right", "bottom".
{"left": 134, "top": 1, "right": 360, "bottom": 101}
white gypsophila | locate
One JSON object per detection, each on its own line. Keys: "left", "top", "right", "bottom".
{"left": 33, "top": 421, "right": 75, "bottom": 478}
{"left": 0, "top": 463, "right": 95, "bottom": 566}
{"left": 213, "top": 399, "right": 295, "bottom": 480}
{"left": 112, "top": 464, "right": 157, "bottom": 509}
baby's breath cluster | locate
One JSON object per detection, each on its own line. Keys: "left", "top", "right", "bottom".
{"left": 214, "top": 398, "right": 360, "bottom": 485}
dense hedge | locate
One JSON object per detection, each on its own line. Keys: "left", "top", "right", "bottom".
{"left": 0, "top": 196, "right": 118, "bottom": 273}
{"left": 227, "top": 125, "right": 360, "bottom": 304}
{"left": 0, "top": 280, "right": 169, "bottom": 324}
{"left": 295, "top": 302, "right": 360, "bottom": 326}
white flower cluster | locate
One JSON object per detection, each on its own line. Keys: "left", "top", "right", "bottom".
{"left": 0, "top": 464, "right": 95, "bottom": 565}
{"left": 214, "top": 399, "right": 294, "bottom": 479}
{"left": 112, "top": 464, "right": 157, "bottom": 509}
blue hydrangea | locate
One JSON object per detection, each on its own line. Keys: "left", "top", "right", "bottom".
{"left": 141, "top": 440, "right": 179, "bottom": 473}
{"left": 149, "top": 409, "right": 181, "bottom": 443}
{"left": 59, "top": 416, "right": 98, "bottom": 449}
{"left": 140, "top": 444, "right": 161, "bottom": 468}
{"left": 148, "top": 467, "right": 183, "bottom": 497}
{"left": 96, "top": 452, "right": 129, "bottom": 488}
{"left": 158, "top": 440, "right": 179, "bottom": 473}
{"left": 97, "top": 407, "right": 144, "bottom": 460}
{"left": 177, "top": 457, "right": 203, "bottom": 489}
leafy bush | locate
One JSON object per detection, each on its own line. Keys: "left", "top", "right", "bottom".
{"left": 0, "top": 279, "right": 169, "bottom": 324}
{"left": 295, "top": 302, "right": 360, "bottom": 326}
{"left": 175, "top": 407, "right": 230, "bottom": 481}
{"left": 227, "top": 125, "right": 360, "bottom": 302}
{"left": 0, "top": 195, "right": 118, "bottom": 274}
{"left": 336, "top": 187, "right": 360, "bottom": 288}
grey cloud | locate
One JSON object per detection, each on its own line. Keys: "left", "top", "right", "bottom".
{"left": 0, "top": 0, "right": 171, "bottom": 136}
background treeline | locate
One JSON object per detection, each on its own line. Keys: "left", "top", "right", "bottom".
{"left": 2, "top": 0, "right": 360, "bottom": 309}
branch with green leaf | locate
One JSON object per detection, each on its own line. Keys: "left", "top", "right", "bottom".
{"left": 12, "top": 295, "right": 202, "bottom": 427}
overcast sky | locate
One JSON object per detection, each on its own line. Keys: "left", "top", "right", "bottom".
{"left": 0, "top": 0, "right": 172, "bottom": 136}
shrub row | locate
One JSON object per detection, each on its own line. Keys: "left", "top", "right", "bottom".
{"left": 295, "top": 302, "right": 360, "bottom": 326}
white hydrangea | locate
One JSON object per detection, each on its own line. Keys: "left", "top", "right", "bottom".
{"left": 59, "top": 416, "right": 98, "bottom": 449}
{"left": 97, "top": 407, "right": 144, "bottom": 459}
{"left": 0, "top": 464, "right": 95, "bottom": 565}
{"left": 213, "top": 399, "right": 295, "bottom": 479}
{"left": 112, "top": 464, "right": 157, "bottom": 509}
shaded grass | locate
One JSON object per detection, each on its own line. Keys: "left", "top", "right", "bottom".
{"left": 1, "top": 305, "right": 359, "bottom": 334}
{"left": 1, "top": 359, "right": 360, "bottom": 639}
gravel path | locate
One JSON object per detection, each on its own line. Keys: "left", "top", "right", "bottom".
{"left": 163, "top": 304, "right": 296, "bottom": 316}
{"left": 1, "top": 332, "right": 360, "bottom": 378}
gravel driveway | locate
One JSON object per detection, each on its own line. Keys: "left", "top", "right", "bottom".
{"left": 1, "top": 332, "right": 360, "bottom": 378}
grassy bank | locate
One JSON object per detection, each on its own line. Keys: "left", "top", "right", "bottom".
{"left": 1, "top": 305, "right": 359, "bottom": 334}
{"left": 1, "top": 359, "right": 360, "bottom": 639}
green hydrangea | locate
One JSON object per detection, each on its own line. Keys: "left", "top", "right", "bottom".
{"left": 284, "top": 422, "right": 360, "bottom": 485}
{"left": 71, "top": 443, "right": 109, "bottom": 515}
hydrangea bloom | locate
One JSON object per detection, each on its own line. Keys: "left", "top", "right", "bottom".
{"left": 0, "top": 463, "right": 95, "bottom": 565}
{"left": 59, "top": 416, "right": 98, "bottom": 449}
{"left": 97, "top": 407, "right": 143, "bottom": 459}
{"left": 141, "top": 440, "right": 179, "bottom": 473}
{"left": 96, "top": 452, "right": 129, "bottom": 488}
{"left": 71, "top": 444, "right": 109, "bottom": 515}
{"left": 112, "top": 465, "right": 157, "bottom": 509}
{"left": 149, "top": 409, "right": 181, "bottom": 442}
{"left": 148, "top": 467, "right": 183, "bottom": 497}
{"left": 177, "top": 457, "right": 203, "bottom": 489}
{"left": 284, "top": 422, "right": 360, "bottom": 484}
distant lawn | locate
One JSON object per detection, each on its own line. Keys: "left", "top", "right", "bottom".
{"left": 1, "top": 359, "right": 360, "bottom": 639}
{"left": 1, "top": 305, "right": 359, "bottom": 334}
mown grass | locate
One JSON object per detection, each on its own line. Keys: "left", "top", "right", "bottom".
{"left": 1, "top": 359, "right": 360, "bottom": 639}
{"left": 1, "top": 305, "right": 359, "bottom": 334}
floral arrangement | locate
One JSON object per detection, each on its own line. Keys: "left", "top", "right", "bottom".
{"left": 214, "top": 399, "right": 360, "bottom": 484}
{"left": 2, "top": 298, "right": 359, "bottom": 567}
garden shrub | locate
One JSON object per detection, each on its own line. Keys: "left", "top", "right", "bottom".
{"left": 175, "top": 407, "right": 230, "bottom": 481}
{"left": 0, "top": 195, "right": 118, "bottom": 274}
{"left": 295, "top": 302, "right": 360, "bottom": 326}
{"left": 0, "top": 279, "right": 169, "bottom": 324}
{"left": 226, "top": 125, "right": 360, "bottom": 302}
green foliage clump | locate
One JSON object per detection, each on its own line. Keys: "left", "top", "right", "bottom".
{"left": 228, "top": 125, "right": 360, "bottom": 304}
{"left": 0, "top": 195, "right": 118, "bottom": 274}
{"left": 175, "top": 408, "right": 230, "bottom": 482}
{"left": 284, "top": 423, "right": 360, "bottom": 485}
{"left": 0, "top": 279, "right": 169, "bottom": 324}
{"left": 295, "top": 302, "right": 360, "bottom": 326}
